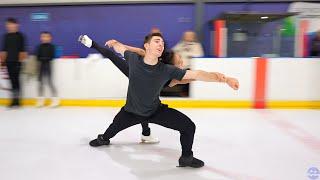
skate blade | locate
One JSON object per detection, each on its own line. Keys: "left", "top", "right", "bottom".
{"left": 176, "top": 165, "right": 187, "bottom": 168}
{"left": 140, "top": 140, "right": 160, "bottom": 144}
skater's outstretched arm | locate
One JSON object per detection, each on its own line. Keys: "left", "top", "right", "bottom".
{"left": 105, "top": 40, "right": 238, "bottom": 90}
{"left": 167, "top": 79, "right": 193, "bottom": 87}
{"left": 92, "top": 41, "right": 130, "bottom": 77}
{"left": 79, "top": 35, "right": 130, "bottom": 77}
{"left": 182, "top": 70, "right": 239, "bottom": 90}
{"left": 105, "top": 39, "right": 232, "bottom": 89}
{"left": 106, "top": 39, "right": 145, "bottom": 57}
{"left": 107, "top": 41, "right": 128, "bottom": 57}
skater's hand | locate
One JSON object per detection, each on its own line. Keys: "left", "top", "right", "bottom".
{"left": 105, "top": 39, "right": 118, "bottom": 48}
{"left": 106, "top": 41, "right": 127, "bottom": 56}
{"left": 226, "top": 77, "right": 239, "bottom": 90}
{"left": 215, "top": 72, "right": 226, "bottom": 82}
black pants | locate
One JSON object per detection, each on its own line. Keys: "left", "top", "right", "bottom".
{"left": 38, "top": 62, "right": 57, "bottom": 97}
{"left": 102, "top": 104, "right": 195, "bottom": 156}
{"left": 92, "top": 42, "right": 151, "bottom": 136}
{"left": 6, "top": 61, "right": 21, "bottom": 103}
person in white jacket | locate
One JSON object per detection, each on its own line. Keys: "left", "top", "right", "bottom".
{"left": 172, "top": 31, "right": 204, "bottom": 69}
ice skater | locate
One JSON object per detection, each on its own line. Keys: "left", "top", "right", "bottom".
{"left": 78, "top": 35, "right": 191, "bottom": 144}
{"left": 79, "top": 33, "right": 239, "bottom": 168}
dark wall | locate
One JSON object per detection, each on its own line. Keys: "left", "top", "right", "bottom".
{"left": 0, "top": 4, "right": 195, "bottom": 57}
{"left": 0, "top": 2, "right": 292, "bottom": 57}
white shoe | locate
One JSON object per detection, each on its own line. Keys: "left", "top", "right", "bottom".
{"left": 78, "top": 35, "right": 92, "bottom": 48}
{"left": 36, "top": 97, "right": 45, "bottom": 108}
{"left": 49, "top": 97, "right": 60, "bottom": 108}
{"left": 141, "top": 134, "right": 160, "bottom": 144}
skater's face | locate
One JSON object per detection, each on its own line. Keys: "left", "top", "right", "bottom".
{"left": 144, "top": 36, "right": 164, "bottom": 58}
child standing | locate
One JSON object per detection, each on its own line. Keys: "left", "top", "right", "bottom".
{"left": 35, "top": 31, "right": 59, "bottom": 107}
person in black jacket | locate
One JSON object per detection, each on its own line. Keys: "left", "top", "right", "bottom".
{"left": 0, "top": 18, "right": 27, "bottom": 108}
{"left": 35, "top": 31, "right": 59, "bottom": 107}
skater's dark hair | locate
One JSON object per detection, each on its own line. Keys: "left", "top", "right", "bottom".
{"left": 143, "top": 33, "right": 164, "bottom": 44}
{"left": 160, "top": 51, "right": 175, "bottom": 65}
{"left": 143, "top": 32, "right": 175, "bottom": 65}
